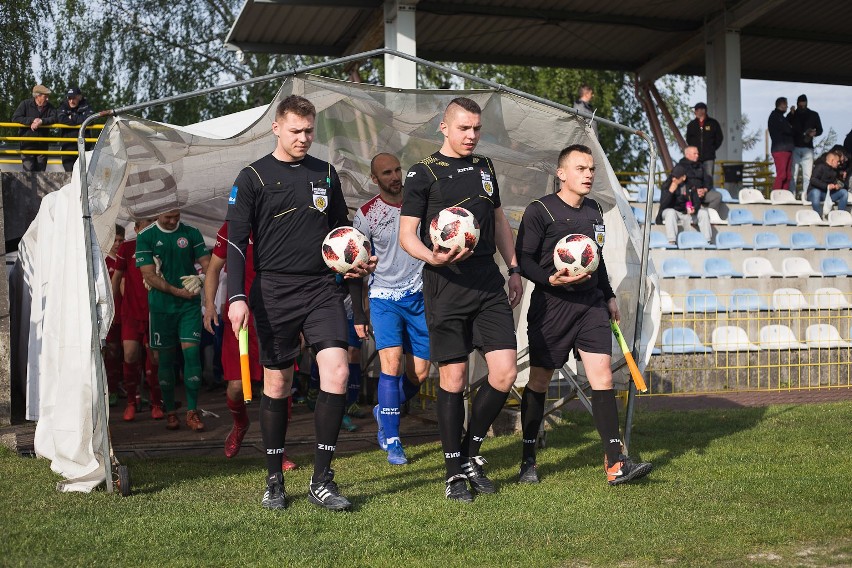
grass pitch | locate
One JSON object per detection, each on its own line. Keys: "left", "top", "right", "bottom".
{"left": 1, "top": 402, "right": 850, "bottom": 567}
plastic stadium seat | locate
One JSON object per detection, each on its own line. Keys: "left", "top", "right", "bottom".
{"left": 637, "top": 186, "right": 662, "bottom": 203}
{"left": 728, "top": 209, "right": 759, "bottom": 226}
{"left": 789, "top": 231, "right": 822, "bottom": 250}
{"left": 706, "top": 208, "right": 728, "bottom": 225}
{"left": 812, "top": 287, "right": 851, "bottom": 310}
{"left": 677, "top": 231, "right": 713, "bottom": 249}
{"left": 820, "top": 257, "right": 852, "bottom": 277}
{"left": 685, "top": 289, "right": 725, "bottom": 312}
{"left": 771, "top": 288, "right": 811, "bottom": 310}
{"left": 759, "top": 325, "right": 806, "bottom": 349}
{"left": 729, "top": 288, "right": 769, "bottom": 311}
{"left": 661, "top": 327, "right": 712, "bottom": 353}
{"left": 649, "top": 231, "right": 676, "bottom": 249}
{"left": 795, "top": 209, "right": 828, "bottom": 226}
{"left": 738, "top": 188, "right": 769, "bottom": 204}
{"left": 828, "top": 210, "right": 852, "bottom": 226}
{"left": 661, "top": 258, "right": 699, "bottom": 278}
{"left": 753, "top": 231, "right": 783, "bottom": 250}
{"left": 770, "top": 189, "right": 798, "bottom": 205}
{"left": 703, "top": 257, "right": 742, "bottom": 278}
{"left": 742, "top": 257, "right": 781, "bottom": 277}
{"left": 824, "top": 232, "right": 852, "bottom": 250}
{"left": 782, "top": 257, "right": 821, "bottom": 277}
{"left": 716, "top": 187, "right": 737, "bottom": 203}
{"left": 660, "top": 290, "right": 681, "bottom": 313}
{"left": 805, "top": 324, "right": 852, "bottom": 348}
{"left": 631, "top": 206, "right": 645, "bottom": 224}
{"left": 714, "top": 231, "right": 747, "bottom": 250}
{"left": 762, "top": 208, "right": 795, "bottom": 226}
{"left": 712, "top": 326, "right": 760, "bottom": 351}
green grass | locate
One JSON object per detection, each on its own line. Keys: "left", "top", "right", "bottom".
{"left": 1, "top": 402, "right": 851, "bottom": 567}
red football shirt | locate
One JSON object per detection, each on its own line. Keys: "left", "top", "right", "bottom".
{"left": 105, "top": 255, "right": 123, "bottom": 319}
{"left": 115, "top": 240, "right": 149, "bottom": 321}
{"left": 213, "top": 222, "right": 255, "bottom": 307}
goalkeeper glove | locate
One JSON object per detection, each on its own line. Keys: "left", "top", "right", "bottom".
{"left": 180, "top": 273, "right": 205, "bottom": 295}
{"left": 143, "top": 256, "right": 163, "bottom": 291}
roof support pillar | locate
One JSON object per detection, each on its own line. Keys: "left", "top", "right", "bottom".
{"left": 705, "top": 29, "right": 743, "bottom": 163}
{"left": 384, "top": 1, "right": 417, "bottom": 88}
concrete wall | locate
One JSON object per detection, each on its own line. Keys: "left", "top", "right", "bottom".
{"left": 0, "top": 185, "right": 9, "bottom": 425}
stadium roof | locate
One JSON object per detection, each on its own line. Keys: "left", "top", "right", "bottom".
{"left": 224, "top": 0, "right": 852, "bottom": 86}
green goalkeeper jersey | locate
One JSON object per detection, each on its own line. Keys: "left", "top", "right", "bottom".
{"left": 136, "top": 221, "right": 208, "bottom": 313}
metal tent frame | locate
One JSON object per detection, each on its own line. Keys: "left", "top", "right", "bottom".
{"left": 77, "top": 48, "right": 658, "bottom": 491}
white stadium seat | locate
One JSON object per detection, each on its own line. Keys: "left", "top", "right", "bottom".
{"left": 759, "top": 325, "right": 806, "bottom": 349}
{"left": 771, "top": 288, "right": 811, "bottom": 310}
{"left": 712, "top": 326, "right": 760, "bottom": 351}
{"left": 827, "top": 210, "right": 852, "bottom": 227}
{"left": 795, "top": 209, "right": 827, "bottom": 226}
{"left": 805, "top": 324, "right": 851, "bottom": 348}
{"left": 738, "top": 188, "right": 769, "bottom": 204}
{"left": 742, "top": 257, "right": 781, "bottom": 278}
{"left": 770, "top": 189, "right": 798, "bottom": 205}
{"left": 781, "top": 257, "right": 822, "bottom": 277}
{"left": 812, "top": 287, "right": 851, "bottom": 310}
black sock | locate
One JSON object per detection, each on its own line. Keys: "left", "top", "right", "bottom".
{"left": 260, "top": 395, "right": 289, "bottom": 477}
{"left": 436, "top": 387, "right": 465, "bottom": 478}
{"left": 461, "top": 381, "right": 510, "bottom": 458}
{"left": 313, "top": 390, "right": 346, "bottom": 480}
{"left": 520, "top": 387, "right": 546, "bottom": 463}
{"left": 591, "top": 389, "right": 623, "bottom": 466}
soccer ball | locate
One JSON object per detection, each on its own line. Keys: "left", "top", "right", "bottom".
{"left": 429, "top": 207, "right": 480, "bottom": 252}
{"left": 322, "top": 227, "right": 370, "bottom": 274}
{"left": 553, "top": 233, "right": 600, "bottom": 276}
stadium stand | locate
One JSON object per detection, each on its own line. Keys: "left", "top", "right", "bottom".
{"left": 805, "top": 324, "right": 851, "bottom": 348}
{"left": 827, "top": 210, "right": 852, "bottom": 227}
{"left": 714, "top": 231, "right": 747, "bottom": 249}
{"left": 677, "top": 231, "right": 713, "bottom": 249}
{"left": 770, "top": 189, "right": 799, "bottom": 205}
{"left": 716, "top": 187, "right": 737, "bottom": 203}
{"left": 660, "top": 290, "right": 681, "bottom": 313}
{"left": 685, "top": 289, "right": 725, "bottom": 312}
{"left": 771, "top": 288, "right": 811, "bottom": 310}
{"left": 706, "top": 208, "right": 727, "bottom": 225}
{"left": 703, "top": 257, "right": 742, "bottom": 278}
{"left": 742, "top": 257, "right": 781, "bottom": 277}
{"left": 753, "top": 231, "right": 784, "bottom": 249}
{"left": 661, "top": 327, "right": 712, "bottom": 353}
{"left": 661, "top": 258, "right": 700, "bottom": 278}
{"left": 728, "top": 208, "right": 759, "bottom": 225}
{"left": 762, "top": 208, "right": 795, "bottom": 226}
{"left": 759, "top": 325, "right": 806, "bottom": 349}
{"left": 729, "top": 288, "right": 769, "bottom": 311}
{"left": 782, "top": 257, "right": 821, "bottom": 277}
{"left": 795, "top": 209, "right": 827, "bottom": 226}
{"left": 824, "top": 232, "right": 852, "bottom": 249}
{"left": 789, "top": 231, "right": 822, "bottom": 250}
{"left": 711, "top": 326, "right": 760, "bottom": 351}
{"left": 812, "top": 287, "right": 851, "bottom": 309}
{"left": 820, "top": 257, "right": 852, "bottom": 276}
{"left": 737, "top": 188, "right": 769, "bottom": 204}
{"left": 650, "top": 231, "right": 677, "bottom": 249}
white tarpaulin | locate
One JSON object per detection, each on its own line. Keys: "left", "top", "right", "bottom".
{"left": 23, "top": 73, "right": 660, "bottom": 490}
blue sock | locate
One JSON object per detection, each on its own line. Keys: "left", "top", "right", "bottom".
{"left": 347, "top": 364, "right": 361, "bottom": 406}
{"left": 309, "top": 362, "right": 320, "bottom": 391}
{"left": 399, "top": 373, "right": 421, "bottom": 404}
{"left": 378, "top": 372, "right": 401, "bottom": 445}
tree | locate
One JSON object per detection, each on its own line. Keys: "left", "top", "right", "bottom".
{"left": 0, "top": 0, "right": 49, "bottom": 122}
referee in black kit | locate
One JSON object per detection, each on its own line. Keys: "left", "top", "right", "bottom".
{"left": 227, "top": 95, "right": 376, "bottom": 511}
{"left": 399, "top": 97, "right": 523, "bottom": 502}
{"left": 515, "top": 144, "right": 652, "bottom": 485}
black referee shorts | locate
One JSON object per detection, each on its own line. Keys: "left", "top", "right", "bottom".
{"left": 250, "top": 272, "right": 348, "bottom": 369}
{"left": 527, "top": 287, "right": 612, "bottom": 370}
{"left": 422, "top": 258, "right": 517, "bottom": 363}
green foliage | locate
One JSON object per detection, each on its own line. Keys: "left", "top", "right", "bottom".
{"left": 1, "top": 402, "right": 851, "bottom": 566}
{"left": 0, "top": 0, "right": 49, "bottom": 122}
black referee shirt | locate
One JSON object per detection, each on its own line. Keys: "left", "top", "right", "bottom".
{"left": 516, "top": 193, "right": 616, "bottom": 300}
{"left": 401, "top": 152, "right": 501, "bottom": 263}
{"left": 226, "top": 153, "right": 349, "bottom": 303}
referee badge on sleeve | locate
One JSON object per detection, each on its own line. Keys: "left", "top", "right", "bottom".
{"left": 594, "top": 224, "right": 606, "bottom": 246}
{"left": 311, "top": 182, "right": 328, "bottom": 212}
{"left": 480, "top": 170, "right": 494, "bottom": 196}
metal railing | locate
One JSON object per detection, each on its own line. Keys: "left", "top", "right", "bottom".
{"left": 0, "top": 122, "right": 103, "bottom": 165}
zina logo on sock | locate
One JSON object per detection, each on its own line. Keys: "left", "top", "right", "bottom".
{"left": 444, "top": 451, "right": 461, "bottom": 459}
{"left": 266, "top": 448, "right": 285, "bottom": 455}
{"left": 317, "top": 443, "right": 336, "bottom": 451}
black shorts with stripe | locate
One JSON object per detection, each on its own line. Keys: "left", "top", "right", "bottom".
{"left": 527, "top": 286, "right": 611, "bottom": 369}
{"left": 249, "top": 272, "right": 348, "bottom": 368}
{"left": 422, "top": 258, "right": 516, "bottom": 363}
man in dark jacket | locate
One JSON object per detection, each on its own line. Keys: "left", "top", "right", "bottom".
{"left": 768, "top": 97, "right": 794, "bottom": 190}
{"left": 788, "top": 94, "right": 823, "bottom": 198}
{"left": 808, "top": 150, "right": 847, "bottom": 215}
{"left": 685, "top": 102, "right": 723, "bottom": 189}
{"left": 11, "top": 84, "right": 57, "bottom": 172}
{"left": 655, "top": 148, "right": 712, "bottom": 246}
{"left": 573, "top": 84, "right": 598, "bottom": 137}
{"left": 56, "top": 86, "right": 94, "bottom": 172}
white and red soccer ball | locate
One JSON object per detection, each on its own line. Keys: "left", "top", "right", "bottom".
{"left": 429, "top": 207, "right": 480, "bottom": 252}
{"left": 553, "top": 233, "right": 600, "bottom": 276}
{"left": 322, "top": 227, "right": 370, "bottom": 274}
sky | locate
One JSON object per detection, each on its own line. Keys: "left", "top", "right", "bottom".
{"left": 686, "top": 79, "right": 852, "bottom": 161}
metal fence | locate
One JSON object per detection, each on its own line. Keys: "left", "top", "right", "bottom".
{"left": 0, "top": 122, "right": 103, "bottom": 165}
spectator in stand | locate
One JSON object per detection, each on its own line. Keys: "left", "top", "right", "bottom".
{"left": 11, "top": 84, "right": 57, "bottom": 172}
{"left": 768, "top": 97, "right": 794, "bottom": 190}
{"left": 655, "top": 155, "right": 712, "bottom": 246}
{"left": 685, "top": 102, "right": 723, "bottom": 189}
{"left": 807, "top": 150, "right": 847, "bottom": 215}
{"left": 56, "top": 86, "right": 94, "bottom": 172}
{"left": 843, "top": 128, "right": 852, "bottom": 159}
{"left": 680, "top": 146, "right": 725, "bottom": 217}
{"left": 788, "top": 94, "right": 823, "bottom": 198}
{"left": 573, "top": 84, "right": 598, "bottom": 137}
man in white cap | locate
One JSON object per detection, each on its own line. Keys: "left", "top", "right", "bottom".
{"left": 12, "top": 84, "right": 57, "bottom": 172}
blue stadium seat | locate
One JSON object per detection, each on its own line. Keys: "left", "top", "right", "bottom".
{"left": 661, "top": 258, "right": 699, "bottom": 278}
{"left": 789, "top": 231, "right": 822, "bottom": 250}
{"left": 631, "top": 206, "right": 645, "bottom": 224}
{"left": 753, "top": 231, "right": 783, "bottom": 250}
{"left": 762, "top": 208, "right": 795, "bottom": 226}
{"left": 703, "top": 257, "right": 742, "bottom": 278}
{"left": 715, "top": 231, "right": 748, "bottom": 250}
{"left": 824, "top": 232, "right": 852, "bottom": 250}
{"left": 728, "top": 208, "right": 759, "bottom": 226}
{"left": 820, "top": 258, "right": 852, "bottom": 277}
{"left": 661, "top": 327, "right": 713, "bottom": 353}
{"left": 716, "top": 187, "right": 737, "bottom": 203}
{"left": 729, "top": 288, "right": 770, "bottom": 311}
{"left": 677, "top": 231, "right": 713, "bottom": 249}
{"left": 650, "top": 231, "right": 676, "bottom": 249}
{"left": 685, "top": 289, "right": 725, "bottom": 312}
{"left": 636, "top": 186, "right": 661, "bottom": 203}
